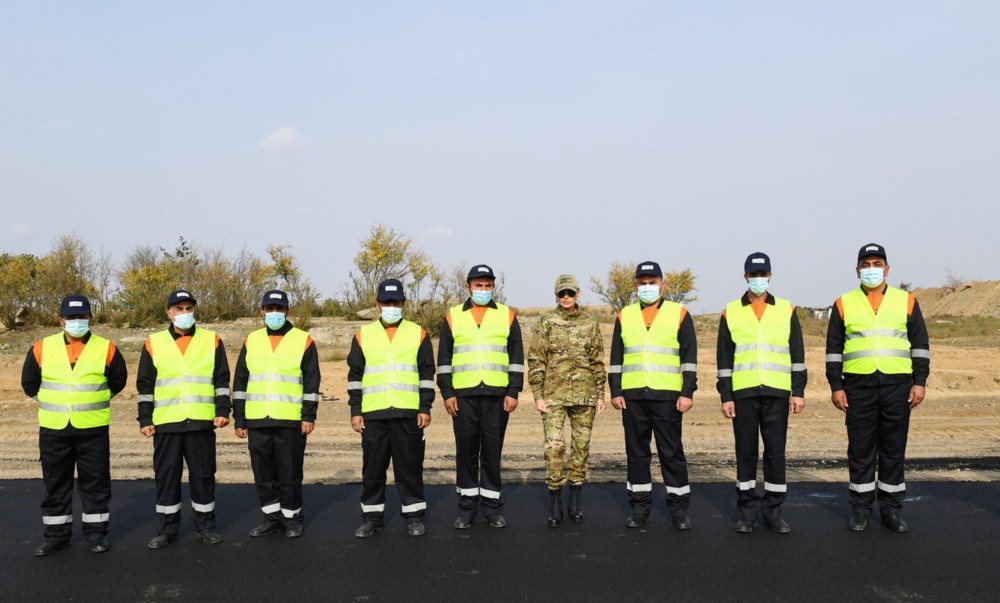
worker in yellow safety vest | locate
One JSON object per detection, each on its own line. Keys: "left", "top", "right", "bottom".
{"left": 22, "top": 294, "right": 128, "bottom": 556}
{"left": 137, "top": 289, "right": 231, "bottom": 549}
{"left": 826, "top": 243, "right": 929, "bottom": 534}
{"left": 716, "top": 252, "right": 806, "bottom": 535}
{"left": 233, "top": 289, "right": 321, "bottom": 539}
{"left": 348, "top": 279, "right": 435, "bottom": 538}
{"left": 437, "top": 264, "right": 524, "bottom": 530}
{"left": 609, "top": 261, "right": 698, "bottom": 531}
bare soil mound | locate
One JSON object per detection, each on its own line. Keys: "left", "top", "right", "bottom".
{"left": 915, "top": 281, "right": 1000, "bottom": 318}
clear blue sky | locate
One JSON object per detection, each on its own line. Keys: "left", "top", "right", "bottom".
{"left": 3, "top": 2, "right": 998, "bottom": 313}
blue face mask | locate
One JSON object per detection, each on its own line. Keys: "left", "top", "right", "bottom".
{"left": 747, "top": 277, "right": 769, "bottom": 296}
{"left": 637, "top": 284, "right": 661, "bottom": 304}
{"left": 64, "top": 319, "right": 90, "bottom": 338}
{"left": 471, "top": 290, "right": 493, "bottom": 306}
{"left": 172, "top": 312, "right": 196, "bottom": 330}
{"left": 264, "top": 311, "right": 287, "bottom": 330}
{"left": 859, "top": 267, "right": 885, "bottom": 288}
{"left": 380, "top": 306, "right": 403, "bottom": 324}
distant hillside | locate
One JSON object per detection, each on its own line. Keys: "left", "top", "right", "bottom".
{"left": 913, "top": 281, "right": 1000, "bottom": 317}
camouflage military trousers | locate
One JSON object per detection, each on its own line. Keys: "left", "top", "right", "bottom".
{"left": 542, "top": 405, "right": 597, "bottom": 490}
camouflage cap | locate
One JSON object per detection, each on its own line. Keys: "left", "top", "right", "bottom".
{"left": 553, "top": 274, "right": 580, "bottom": 294}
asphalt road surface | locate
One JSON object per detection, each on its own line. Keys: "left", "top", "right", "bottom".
{"left": 2, "top": 480, "right": 999, "bottom": 602}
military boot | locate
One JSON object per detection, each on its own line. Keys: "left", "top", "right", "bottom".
{"left": 568, "top": 484, "right": 584, "bottom": 523}
{"left": 547, "top": 488, "right": 564, "bottom": 528}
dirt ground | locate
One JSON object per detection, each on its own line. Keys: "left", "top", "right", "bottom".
{"left": 2, "top": 313, "right": 999, "bottom": 485}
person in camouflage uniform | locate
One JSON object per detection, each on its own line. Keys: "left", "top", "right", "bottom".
{"left": 528, "top": 275, "right": 606, "bottom": 528}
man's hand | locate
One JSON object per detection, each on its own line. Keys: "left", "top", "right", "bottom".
{"left": 908, "top": 385, "right": 926, "bottom": 409}
{"left": 503, "top": 396, "right": 518, "bottom": 413}
{"left": 234, "top": 428, "right": 248, "bottom": 439}
{"left": 140, "top": 425, "right": 155, "bottom": 438}
{"left": 417, "top": 413, "right": 431, "bottom": 429}
{"left": 301, "top": 421, "right": 315, "bottom": 436}
{"left": 444, "top": 397, "right": 459, "bottom": 417}
{"left": 597, "top": 399, "right": 606, "bottom": 414}
{"left": 831, "top": 390, "right": 848, "bottom": 412}
{"left": 790, "top": 397, "right": 805, "bottom": 414}
{"left": 535, "top": 399, "right": 547, "bottom": 414}
{"left": 351, "top": 416, "right": 365, "bottom": 433}
{"left": 676, "top": 396, "right": 694, "bottom": 413}
{"left": 214, "top": 417, "right": 230, "bottom": 428}
{"left": 721, "top": 401, "right": 735, "bottom": 419}
{"left": 611, "top": 396, "right": 626, "bottom": 410}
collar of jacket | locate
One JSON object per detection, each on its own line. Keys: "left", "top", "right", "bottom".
{"left": 740, "top": 292, "right": 775, "bottom": 306}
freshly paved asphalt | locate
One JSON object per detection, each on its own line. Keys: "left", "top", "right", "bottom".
{"left": 2, "top": 480, "right": 999, "bottom": 602}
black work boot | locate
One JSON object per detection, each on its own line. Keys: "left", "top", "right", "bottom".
{"left": 547, "top": 488, "right": 564, "bottom": 528}
{"left": 568, "top": 483, "right": 584, "bottom": 523}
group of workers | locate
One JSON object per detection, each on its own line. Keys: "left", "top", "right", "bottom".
{"left": 22, "top": 242, "right": 929, "bottom": 556}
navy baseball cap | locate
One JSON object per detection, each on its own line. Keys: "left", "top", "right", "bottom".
{"left": 744, "top": 252, "right": 771, "bottom": 273}
{"left": 857, "top": 243, "right": 887, "bottom": 263}
{"left": 376, "top": 279, "right": 406, "bottom": 302}
{"left": 634, "top": 261, "right": 663, "bottom": 278}
{"left": 260, "top": 289, "right": 290, "bottom": 308}
{"left": 166, "top": 289, "right": 197, "bottom": 308}
{"left": 59, "top": 294, "right": 92, "bottom": 316}
{"left": 467, "top": 264, "right": 496, "bottom": 282}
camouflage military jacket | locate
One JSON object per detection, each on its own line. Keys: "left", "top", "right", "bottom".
{"left": 528, "top": 305, "right": 606, "bottom": 406}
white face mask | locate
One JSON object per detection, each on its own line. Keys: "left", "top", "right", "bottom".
{"left": 380, "top": 306, "right": 403, "bottom": 324}
{"left": 637, "top": 284, "right": 660, "bottom": 304}
{"left": 172, "top": 312, "right": 195, "bottom": 330}
{"left": 64, "top": 319, "right": 90, "bottom": 338}
{"left": 747, "top": 277, "right": 769, "bottom": 296}
{"left": 859, "top": 267, "right": 885, "bottom": 288}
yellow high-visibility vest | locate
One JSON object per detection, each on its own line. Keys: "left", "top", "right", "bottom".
{"left": 725, "top": 298, "right": 793, "bottom": 392}
{"left": 245, "top": 327, "right": 308, "bottom": 421}
{"left": 842, "top": 287, "right": 912, "bottom": 375}
{"left": 37, "top": 333, "right": 112, "bottom": 429}
{"left": 449, "top": 303, "right": 511, "bottom": 390}
{"left": 150, "top": 328, "right": 216, "bottom": 425}
{"left": 359, "top": 320, "right": 422, "bottom": 413}
{"left": 620, "top": 302, "right": 683, "bottom": 392}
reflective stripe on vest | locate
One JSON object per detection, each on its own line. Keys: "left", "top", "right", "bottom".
{"left": 620, "top": 302, "right": 683, "bottom": 392}
{"left": 725, "top": 297, "right": 793, "bottom": 392}
{"left": 359, "top": 320, "right": 422, "bottom": 413}
{"left": 150, "top": 328, "right": 217, "bottom": 425}
{"left": 449, "top": 303, "right": 511, "bottom": 389}
{"left": 842, "top": 287, "right": 912, "bottom": 375}
{"left": 245, "top": 327, "right": 308, "bottom": 420}
{"left": 37, "top": 333, "right": 112, "bottom": 429}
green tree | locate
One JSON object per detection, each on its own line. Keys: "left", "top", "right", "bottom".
{"left": 591, "top": 262, "right": 698, "bottom": 310}
{"left": 266, "top": 245, "right": 319, "bottom": 326}
{"left": 345, "top": 224, "right": 420, "bottom": 311}
{"left": 34, "top": 234, "right": 100, "bottom": 323}
{"left": 194, "top": 248, "right": 269, "bottom": 320}
{"left": 116, "top": 244, "right": 181, "bottom": 325}
{"left": 0, "top": 253, "right": 39, "bottom": 329}
{"left": 590, "top": 262, "right": 636, "bottom": 311}
{"left": 663, "top": 268, "right": 698, "bottom": 304}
